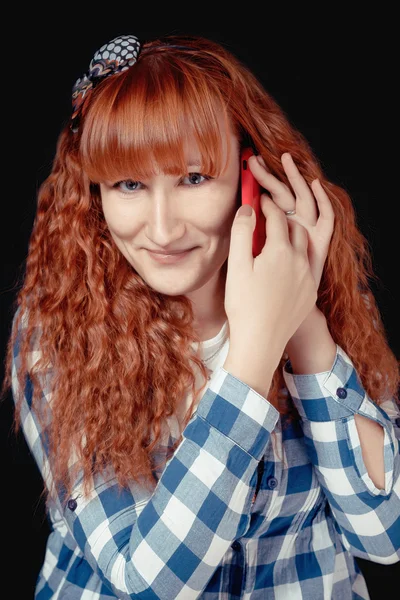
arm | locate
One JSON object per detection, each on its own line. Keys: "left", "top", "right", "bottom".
{"left": 283, "top": 308, "right": 400, "bottom": 565}
{"left": 12, "top": 311, "right": 280, "bottom": 600}
{"left": 286, "top": 306, "right": 386, "bottom": 488}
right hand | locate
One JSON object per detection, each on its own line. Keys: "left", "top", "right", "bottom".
{"left": 224, "top": 191, "right": 318, "bottom": 368}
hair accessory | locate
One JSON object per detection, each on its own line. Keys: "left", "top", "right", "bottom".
{"left": 70, "top": 35, "right": 200, "bottom": 133}
{"left": 71, "top": 35, "right": 141, "bottom": 132}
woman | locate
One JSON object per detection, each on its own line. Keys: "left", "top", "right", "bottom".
{"left": 2, "top": 33, "right": 399, "bottom": 599}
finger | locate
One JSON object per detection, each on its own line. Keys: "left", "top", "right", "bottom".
{"left": 248, "top": 155, "right": 292, "bottom": 202}
{"left": 281, "top": 153, "right": 319, "bottom": 222}
{"left": 281, "top": 153, "right": 315, "bottom": 202}
{"left": 261, "top": 194, "right": 291, "bottom": 246}
{"left": 311, "top": 179, "right": 335, "bottom": 231}
{"left": 287, "top": 218, "right": 309, "bottom": 257}
{"left": 229, "top": 203, "right": 257, "bottom": 271}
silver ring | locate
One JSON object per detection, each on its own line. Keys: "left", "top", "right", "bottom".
{"left": 284, "top": 209, "right": 296, "bottom": 216}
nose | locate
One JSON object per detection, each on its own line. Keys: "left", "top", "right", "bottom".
{"left": 145, "top": 193, "right": 186, "bottom": 247}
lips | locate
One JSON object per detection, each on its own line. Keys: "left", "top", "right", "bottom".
{"left": 147, "top": 247, "right": 196, "bottom": 263}
{"left": 149, "top": 249, "right": 193, "bottom": 255}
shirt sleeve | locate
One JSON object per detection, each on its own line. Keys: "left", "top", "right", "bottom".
{"left": 11, "top": 312, "right": 280, "bottom": 600}
{"left": 282, "top": 343, "right": 400, "bottom": 565}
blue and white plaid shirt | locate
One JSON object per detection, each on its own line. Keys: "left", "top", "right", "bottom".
{"left": 11, "top": 310, "right": 400, "bottom": 599}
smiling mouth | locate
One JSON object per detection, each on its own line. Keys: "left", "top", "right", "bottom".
{"left": 148, "top": 248, "right": 195, "bottom": 255}
{"left": 147, "top": 247, "right": 197, "bottom": 262}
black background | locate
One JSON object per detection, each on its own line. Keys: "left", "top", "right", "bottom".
{"left": 1, "top": 10, "right": 399, "bottom": 599}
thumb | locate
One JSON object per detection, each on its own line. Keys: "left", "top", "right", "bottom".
{"left": 228, "top": 204, "right": 256, "bottom": 268}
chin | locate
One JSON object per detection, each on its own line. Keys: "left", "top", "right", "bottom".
{"left": 137, "top": 273, "right": 200, "bottom": 297}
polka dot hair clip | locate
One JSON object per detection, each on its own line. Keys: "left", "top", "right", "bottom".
{"left": 70, "top": 34, "right": 141, "bottom": 132}
{"left": 70, "top": 34, "right": 198, "bottom": 133}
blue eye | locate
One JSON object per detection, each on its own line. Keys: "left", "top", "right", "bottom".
{"left": 112, "top": 173, "right": 213, "bottom": 195}
{"left": 113, "top": 180, "right": 140, "bottom": 193}
{"left": 182, "top": 173, "right": 209, "bottom": 185}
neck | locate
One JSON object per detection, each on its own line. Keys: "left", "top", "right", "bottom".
{"left": 196, "top": 312, "right": 227, "bottom": 342}
{"left": 191, "top": 261, "right": 228, "bottom": 342}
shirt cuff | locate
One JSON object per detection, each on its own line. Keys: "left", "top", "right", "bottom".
{"left": 282, "top": 344, "right": 371, "bottom": 421}
{"left": 282, "top": 344, "right": 399, "bottom": 496}
{"left": 193, "top": 366, "right": 280, "bottom": 460}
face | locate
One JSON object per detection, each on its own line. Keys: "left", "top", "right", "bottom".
{"left": 99, "top": 118, "right": 240, "bottom": 327}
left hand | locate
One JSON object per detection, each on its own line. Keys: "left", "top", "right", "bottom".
{"left": 248, "top": 152, "right": 335, "bottom": 342}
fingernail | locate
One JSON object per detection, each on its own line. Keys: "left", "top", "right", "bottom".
{"left": 236, "top": 204, "right": 253, "bottom": 217}
{"left": 256, "top": 154, "right": 267, "bottom": 168}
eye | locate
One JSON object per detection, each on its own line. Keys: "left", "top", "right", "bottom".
{"left": 112, "top": 180, "right": 141, "bottom": 193}
{"left": 182, "top": 173, "right": 211, "bottom": 186}
{"left": 111, "top": 173, "right": 213, "bottom": 196}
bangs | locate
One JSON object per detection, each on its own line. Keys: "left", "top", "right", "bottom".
{"left": 79, "top": 57, "right": 236, "bottom": 184}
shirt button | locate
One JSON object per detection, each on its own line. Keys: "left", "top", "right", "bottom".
{"left": 267, "top": 476, "right": 278, "bottom": 489}
{"left": 67, "top": 498, "right": 77, "bottom": 511}
{"left": 336, "top": 387, "right": 347, "bottom": 399}
{"left": 231, "top": 541, "right": 241, "bottom": 551}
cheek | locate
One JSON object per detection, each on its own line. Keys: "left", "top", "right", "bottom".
{"left": 105, "top": 224, "right": 137, "bottom": 268}
{"left": 102, "top": 200, "right": 138, "bottom": 239}
{"left": 199, "top": 184, "right": 240, "bottom": 233}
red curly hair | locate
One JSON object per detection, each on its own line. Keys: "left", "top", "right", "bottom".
{"left": 2, "top": 34, "right": 399, "bottom": 512}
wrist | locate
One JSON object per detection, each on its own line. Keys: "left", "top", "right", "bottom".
{"left": 284, "top": 307, "right": 337, "bottom": 375}
{"left": 223, "top": 347, "right": 282, "bottom": 399}
{"left": 285, "top": 306, "right": 326, "bottom": 354}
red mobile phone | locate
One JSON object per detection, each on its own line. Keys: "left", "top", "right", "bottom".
{"left": 240, "top": 147, "right": 265, "bottom": 257}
